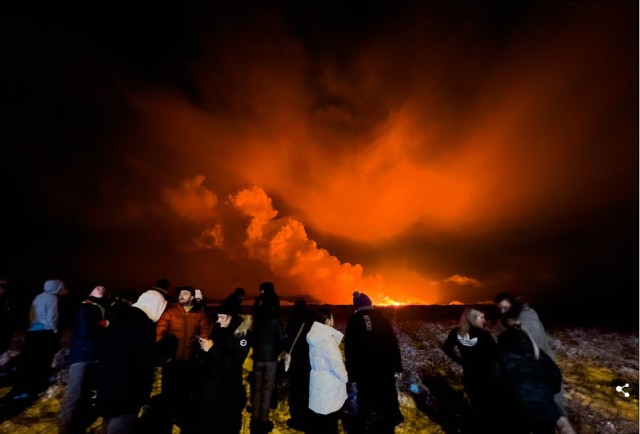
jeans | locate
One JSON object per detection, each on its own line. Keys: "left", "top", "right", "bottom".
{"left": 59, "top": 361, "right": 98, "bottom": 433}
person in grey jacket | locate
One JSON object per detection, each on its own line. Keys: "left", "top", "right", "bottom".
{"left": 494, "top": 293, "right": 576, "bottom": 434}
{"left": 8, "top": 279, "right": 67, "bottom": 400}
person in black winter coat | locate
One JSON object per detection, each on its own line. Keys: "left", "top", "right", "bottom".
{"left": 0, "top": 279, "right": 15, "bottom": 357}
{"left": 284, "top": 297, "right": 315, "bottom": 431}
{"left": 98, "top": 290, "right": 167, "bottom": 434}
{"left": 497, "top": 318, "right": 562, "bottom": 434}
{"left": 196, "top": 298, "right": 252, "bottom": 434}
{"left": 442, "top": 307, "right": 500, "bottom": 433}
{"left": 60, "top": 286, "right": 110, "bottom": 434}
{"left": 250, "top": 282, "right": 285, "bottom": 434}
{"left": 345, "top": 291, "right": 403, "bottom": 434}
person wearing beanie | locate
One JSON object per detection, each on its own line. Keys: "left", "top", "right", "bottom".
{"left": 60, "top": 286, "right": 111, "bottom": 433}
{"left": 193, "top": 289, "right": 209, "bottom": 315}
{"left": 352, "top": 291, "right": 373, "bottom": 312}
{"left": 98, "top": 290, "right": 167, "bottom": 434}
{"left": 155, "top": 285, "right": 211, "bottom": 430}
{"left": 345, "top": 291, "right": 404, "bottom": 434}
{"left": 7, "top": 279, "right": 67, "bottom": 401}
{"left": 196, "top": 295, "right": 252, "bottom": 434}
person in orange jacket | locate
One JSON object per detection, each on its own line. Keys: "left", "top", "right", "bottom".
{"left": 155, "top": 286, "right": 211, "bottom": 430}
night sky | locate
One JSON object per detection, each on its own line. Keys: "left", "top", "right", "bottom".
{"left": 1, "top": 2, "right": 637, "bottom": 314}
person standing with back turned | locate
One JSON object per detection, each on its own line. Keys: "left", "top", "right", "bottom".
{"left": 345, "top": 291, "right": 403, "bottom": 434}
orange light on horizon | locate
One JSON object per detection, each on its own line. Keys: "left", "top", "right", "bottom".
{"left": 372, "top": 293, "right": 428, "bottom": 307}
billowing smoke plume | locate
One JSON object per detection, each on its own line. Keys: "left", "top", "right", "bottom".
{"left": 162, "top": 177, "right": 436, "bottom": 304}
{"left": 229, "top": 186, "right": 389, "bottom": 304}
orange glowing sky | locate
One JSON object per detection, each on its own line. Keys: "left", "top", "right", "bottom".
{"left": 1, "top": 2, "right": 637, "bottom": 308}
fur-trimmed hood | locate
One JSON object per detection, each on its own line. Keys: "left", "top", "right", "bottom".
{"left": 233, "top": 314, "right": 252, "bottom": 338}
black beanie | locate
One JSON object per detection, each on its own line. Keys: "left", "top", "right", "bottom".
{"left": 217, "top": 297, "right": 239, "bottom": 317}
{"left": 177, "top": 286, "right": 196, "bottom": 297}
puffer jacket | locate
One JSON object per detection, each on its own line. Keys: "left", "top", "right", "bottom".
{"left": 307, "top": 321, "right": 348, "bottom": 415}
{"left": 156, "top": 303, "right": 211, "bottom": 362}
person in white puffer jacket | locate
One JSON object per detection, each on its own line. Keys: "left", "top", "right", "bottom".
{"left": 307, "top": 307, "right": 348, "bottom": 434}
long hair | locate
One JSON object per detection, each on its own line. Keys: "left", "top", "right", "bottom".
{"left": 458, "top": 307, "right": 484, "bottom": 335}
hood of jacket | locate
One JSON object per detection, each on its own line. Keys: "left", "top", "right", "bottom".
{"left": 233, "top": 314, "right": 252, "bottom": 338}
{"left": 307, "top": 321, "right": 343, "bottom": 346}
{"left": 133, "top": 290, "right": 167, "bottom": 323}
{"left": 44, "top": 279, "right": 65, "bottom": 295}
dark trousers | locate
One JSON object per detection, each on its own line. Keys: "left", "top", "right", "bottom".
{"left": 0, "top": 325, "right": 11, "bottom": 355}
{"left": 59, "top": 361, "right": 98, "bottom": 434}
{"left": 356, "top": 375, "right": 403, "bottom": 434}
{"left": 306, "top": 410, "right": 339, "bottom": 434}
{"left": 162, "top": 359, "right": 197, "bottom": 426}
{"left": 287, "top": 364, "right": 311, "bottom": 425}
{"left": 252, "top": 361, "right": 277, "bottom": 422}
{"left": 199, "top": 375, "right": 246, "bottom": 434}
{"left": 12, "top": 329, "right": 58, "bottom": 396}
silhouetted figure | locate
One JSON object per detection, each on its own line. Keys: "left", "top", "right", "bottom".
{"left": 60, "top": 285, "right": 110, "bottom": 434}
{"left": 9, "top": 279, "right": 67, "bottom": 400}
{"left": 250, "top": 282, "right": 285, "bottom": 434}
{"left": 497, "top": 318, "right": 562, "bottom": 434}
{"left": 223, "top": 287, "right": 245, "bottom": 317}
{"left": 284, "top": 297, "right": 314, "bottom": 431}
{"left": 0, "top": 280, "right": 15, "bottom": 357}
{"left": 442, "top": 307, "right": 500, "bottom": 433}
{"left": 494, "top": 292, "right": 575, "bottom": 434}
{"left": 108, "top": 289, "right": 137, "bottom": 322}
{"left": 196, "top": 296, "right": 252, "bottom": 434}
{"left": 150, "top": 279, "right": 170, "bottom": 300}
{"left": 345, "top": 291, "right": 403, "bottom": 434}
{"left": 307, "top": 307, "right": 348, "bottom": 434}
{"left": 98, "top": 290, "right": 167, "bottom": 434}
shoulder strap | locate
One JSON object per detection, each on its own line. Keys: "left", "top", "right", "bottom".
{"left": 289, "top": 323, "right": 305, "bottom": 353}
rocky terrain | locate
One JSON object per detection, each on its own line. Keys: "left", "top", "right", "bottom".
{"left": 0, "top": 304, "right": 637, "bottom": 433}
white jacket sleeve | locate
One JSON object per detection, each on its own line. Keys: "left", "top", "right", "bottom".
{"left": 326, "top": 340, "right": 348, "bottom": 384}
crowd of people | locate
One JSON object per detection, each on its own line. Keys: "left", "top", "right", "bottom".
{"left": 442, "top": 293, "right": 576, "bottom": 434}
{"left": 0, "top": 278, "right": 576, "bottom": 434}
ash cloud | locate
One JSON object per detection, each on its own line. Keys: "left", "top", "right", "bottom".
{"left": 1, "top": 3, "right": 635, "bottom": 307}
